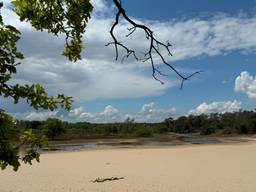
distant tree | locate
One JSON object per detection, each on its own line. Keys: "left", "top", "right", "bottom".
{"left": 41, "top": 118, "right": 65, "bottom": 140}
{"left": 121, "top": 117, "right": 135, "bottom": 135}
{"left": 164, "top": 117, "right": 174, "bottom": 131}
{"left": 132, "top": 125, "right": 152, "bottom": 137}
{"left": 200, "top": 124, "right": 216, "bottom": 135}
{"left": 235, "top": 119, "right": 249, "bottom": 134}
{"left": 153, "top": 123, "right": 169, "bottom": 134}
{"left": 173, "top": 116, "right": 191, "bottom": 133}
{"left": 249, "top": 113, "right": 256, "bottom": 132}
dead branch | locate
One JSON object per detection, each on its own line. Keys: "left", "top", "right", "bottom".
{"left": 92, "top": 177, "right": 124, "bottom": 183}
{"left": 107, "top": 0, "right": 202, "bottom": 88}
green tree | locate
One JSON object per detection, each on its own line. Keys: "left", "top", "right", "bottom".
{"left": 0, "top": 0, "right": 83, "bottom": 170}
{"left": 0, "top": 110, "right": 46, "bottom": 171}
{"left": 132, "top": 125, "right": 152, "bottom": 137}
{"left": 41, "top": 118, "right": 65, "bottom": 140}
{"left": 200, "top": 124, "right": 216, "bottom": 135}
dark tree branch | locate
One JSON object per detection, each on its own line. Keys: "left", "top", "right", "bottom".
{"left": 107, "top": 0, "right": 202, "bottom": 88}
{"left": 92, "top": 177, "right": 124, "bottom": 183}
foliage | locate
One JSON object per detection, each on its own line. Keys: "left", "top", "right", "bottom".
{"left": 0, "top": 111, "right": 47, "bottom": 171}
{"left": 0, "top": 0, "right": 91, "bottom": 170}
{"left": 17, "top": 110, "right": 256, "bottom": 140}
{"left": 12, "top": 0, "right": 93, "bottom": 61}
{"left": 41, "top": 118, "right": 65, "bottom": 140}
{"left": 132, "top": 126, "right": 152, "bottom": 137}
{"left": 200, "top": 125, "right": 216, "bottom": 135}
{"left": 152, "top": 123, "right": 169, "bottom": 134}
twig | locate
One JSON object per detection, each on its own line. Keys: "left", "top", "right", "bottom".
{"left": 107, "top": 0, "right": 202, "bottom": 88}
{"left": 92, "top": 177, "right": 124, "bottom": 183}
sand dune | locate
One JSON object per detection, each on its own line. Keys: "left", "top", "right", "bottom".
{"left": 1, "top": 142, "right": 256, "bottom": 192}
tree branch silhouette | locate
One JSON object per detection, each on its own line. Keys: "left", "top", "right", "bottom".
{"left": 107, "top": 0, "right": 202, "bottom": 88}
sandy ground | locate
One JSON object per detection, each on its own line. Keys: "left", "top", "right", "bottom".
{"left": 1, "top": 142, "right": 256, "bottom": 192}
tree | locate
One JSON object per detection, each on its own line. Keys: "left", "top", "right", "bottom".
{"left": 0, "top": 110, "right": 46, "bottom": 171}
{"left": 0, "top": 0, "right": 200, "bottom": 171}
{"left": 0, "top": 0, "right": 78, "bottom": 170}
{"left": 41, "top": 118, "right": 65, "bottom": 140}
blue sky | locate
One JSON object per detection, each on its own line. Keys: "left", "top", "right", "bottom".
{"left": 121, "top": 0, "right": 256, "bottom": 19}
{"left": 2, "top": 0, "right": 256, "bottom": 122}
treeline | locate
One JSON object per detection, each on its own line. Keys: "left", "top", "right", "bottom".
{"left": 17, "top": 110, "right": 256, "bottom": 140}
{"left": 166, "top": 110, "right": 256, "bottom": 135}
{"left": 18, "top": 118, "right": 159, "bottom": 139}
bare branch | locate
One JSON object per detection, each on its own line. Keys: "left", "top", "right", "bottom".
{"left": 107, "top": 0, "right": 202, "bottom": 87}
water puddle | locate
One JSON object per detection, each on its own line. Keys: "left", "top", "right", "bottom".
{"left": 42, "top": 137, "right": 222, "bottom": 152}
{"left": 43, "top": 143, "right": 97, "bottom": 152}
{"left": 182, "top": 137, "right": 221, "bottom": 144}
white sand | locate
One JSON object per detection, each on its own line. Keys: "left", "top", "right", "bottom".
{"left": 1, "top": 142, "right": 256, "bottom": 192}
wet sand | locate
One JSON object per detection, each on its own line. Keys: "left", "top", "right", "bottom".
{"left": 1, "top": 141, "right": 256, "bottom": 192}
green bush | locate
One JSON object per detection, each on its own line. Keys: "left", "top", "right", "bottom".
{"left": 41, "top": 118, "right": 65, "bottom": 140}
{"left": 222, "top": 127, "right": 233, "bottom": 134}
{"left": 152, "top": 124, "right": 168, "bottom": 134}
{"left": 200, "top": 125, "right": 216, "bottom": 135}
{"left": 132, "top": 126, "right": 152, "bottom": 137}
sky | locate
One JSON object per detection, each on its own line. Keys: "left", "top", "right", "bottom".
{"left": 1, "top": 0, "right": 256, "bottom": 122}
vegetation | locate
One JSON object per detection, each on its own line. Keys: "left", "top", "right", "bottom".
{"left": 0, "top": 111, "right": 47, "bottom": 171}
{"left": 17, "top": 110, "right": 256, "bottom": 141}
{"left": 0, "top": 0, "right": 85, "bottom": 170}
{"left": 41, "top": 118, "right": 66, "bottom": 140}
{"left": 165, "top": 110, "right": 256, "bottom": 135}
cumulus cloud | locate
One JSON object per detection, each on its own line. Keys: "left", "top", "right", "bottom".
{"left": 3, "top": 1, "right": 256, "bottom": 111}
{"left": 68, "top": 105, "right": 122, "bottom": 123}
{"left": 189, "top": 100, "right": 242, "bottom": 115}
{"left": 12, "top": 57, "right": 172, "bottom": 100}
{"left": 167, "top": 16, "right": 256, "bottom": 60}
{"left": 23, "top": 111, "right": 57, "bottom": 121}
{"left": 68, "top": 102, "right": 176, "bottom": 123}
{"left": 136, "top": 102, "right": 176, "bottom": 123}
{"left": 235, "top": 71, "right": 256, "bottom": 102}
{"left": 5, "top": 0, "right": 256, "bottom": 126}
{"left": 15, "top": 102, "right": 176, "bottom": 123}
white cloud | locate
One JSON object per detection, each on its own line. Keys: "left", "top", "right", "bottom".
{"left": 235, "top": 71, "right": 256, "bottom": 102}
{"left": 189, "top": 100, "right": 242, "bottom": 115}
{"left": 101, "top": 105, "right": 119, "bottom": 115}
{"left": 137, "top": 102, "right": 176, "bottom": 123}
{"left": 17, "top": 102, "right": 176, "bottom": 123}
{"left": 10, "top": 11, "right": 256, "bottom": 101}
{"left": 13, "top": 57, "right": 173, "bottom": 100}
{"left": 68, "top": 103, "right": 176, "bottom": 123}
{"left": 3, "top": 0, "right": 256, "bottom": 113}
{"left": 2, "top": 0, "right": 256, "bottom": 118}
{"left": 24, "top": 111, "right": 58, "bottom": 121}
{"left": 91, "top": 0, "right": 114, "bottom": 17}
{"left": 4, "top": 1, "right": 256, "bottom": 63}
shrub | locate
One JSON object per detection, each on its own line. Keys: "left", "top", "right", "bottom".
{"left": 132, "top": 126, "right": 152, "bottom": 137}
{"left": 200, "top": 125, "right": 216, "bottom": 135}
{"left": 41, "top": 118, "right": 65, "bottom": 140}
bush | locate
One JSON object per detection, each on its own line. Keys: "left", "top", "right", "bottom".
{"left": 200, "top": 125, "right": 216, "bottom": 135}
{"left": 41, "top": 118, "right": 65, "bottom": 140}
{"left": 152, "top": 124, "right": 168, "bottom": 134}
{"left": 237, "top": 123, "right": 249, "bottom": 134}
{"left": 222, "top": 127, "right": 233, "bottom": 134}
{"left": 132, "top": 126, "right": 152, "bottom": 137}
